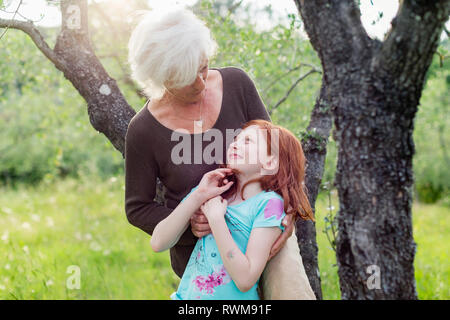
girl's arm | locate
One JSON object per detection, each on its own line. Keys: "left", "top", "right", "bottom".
{"left": 209, "top": 216, "right": 281, "bottom": 292}
{"left": 150, "top": 189, "right": 204, "bottom": 252}
{"left": 150, "top": 168, "right": 234, "bottom": 253}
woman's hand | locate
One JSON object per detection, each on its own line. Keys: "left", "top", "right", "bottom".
{"left": 201, "top": 195, "right": 228, "bottom": 223}
{"left": 190, "top": 208, "right": 212, "bottom": 238}
{"left": 195, "top": 168, "right": 234, "bottom": 203}
{"left": 190, "top": 168, "right": 233, "bottom": 238}
{"left": 268, "top": 213, "right": 295, "bottom": 260}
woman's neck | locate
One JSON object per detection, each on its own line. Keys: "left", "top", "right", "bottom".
{"left": 160, "top": 91, "right": 201, "bottom": 108}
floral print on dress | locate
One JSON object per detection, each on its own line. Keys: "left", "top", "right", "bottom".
{"left": 192, "top": 265, "right": 231, "bottom": 295}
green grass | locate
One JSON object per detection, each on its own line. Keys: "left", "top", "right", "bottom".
{"left": 314, "top": 191, "right": 450, "bottom": 300}
{"left": 0, "top": 175, "right": 448, "bottom": 299}
{"left": 0, "top": 175, "right": 179, "bottom": 299}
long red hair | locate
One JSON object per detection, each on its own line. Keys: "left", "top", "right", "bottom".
{"left": 219, "top": 119, "right": 314, "bottom": 222}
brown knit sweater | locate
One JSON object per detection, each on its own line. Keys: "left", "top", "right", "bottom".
{"left": 124, "top": 67, "right": 271, "bottom": 278}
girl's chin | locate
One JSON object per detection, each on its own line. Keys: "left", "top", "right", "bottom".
{"left": 226, "top": 162, "right": 246, "bottom": 170}
{"left": 225, "top": 162, "right": 238, "bottom": 170}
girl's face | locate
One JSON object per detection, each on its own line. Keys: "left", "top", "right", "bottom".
{"left": 226, "top": 125, "right": 277, "bottom": 176}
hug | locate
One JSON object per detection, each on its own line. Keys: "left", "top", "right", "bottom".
{"left": 125, "top": 8, "right": 315, "bottom": 300}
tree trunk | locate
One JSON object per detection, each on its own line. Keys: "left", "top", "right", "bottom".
{"left": 298, "top": 83, "right": 334, "bottom": 300}
{"left": 52, "top": 0, "right": 135, "bottom": 154}
{"left": 52, "top": 0, "right": 168, "bottom": 203}
{"left": 295, "top": 0, "right": 450, "bottom": 299}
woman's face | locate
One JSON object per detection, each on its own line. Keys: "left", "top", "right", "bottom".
{"left": 166, "top": 59, "right": 209, "bottom": 104}
{"left": 226, "top": 125, "right": 273, "bottom": 175}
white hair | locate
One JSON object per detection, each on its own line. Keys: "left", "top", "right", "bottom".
{"left": 127, "top": 8, "right": 218, "bottom": 100}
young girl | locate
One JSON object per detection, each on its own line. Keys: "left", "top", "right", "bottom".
{"left": 151, "top": 119, "right": 315, "bottom": 300}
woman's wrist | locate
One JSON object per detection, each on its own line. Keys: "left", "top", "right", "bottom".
{"left": 191, "top": 189, "right": 207, "bottom": 206}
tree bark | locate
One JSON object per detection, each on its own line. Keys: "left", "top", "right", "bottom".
{"left": 52, "top": 0, "right": 135, "bottom": 154}
{"left": 298, "top": 83, "right": 334, "bottom": 300}
{"left": 294, "top": 0, "right": 450, "bottom": 299}
{"left": 52, "top": 0, "right": 168, "bottom": 203}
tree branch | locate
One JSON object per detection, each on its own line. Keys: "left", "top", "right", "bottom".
{"left": 293, "top": 0, "right": 373, "bottom": 74}
{"left": 0, "top": 6, "right": 45, "bottom": 24}
{"left": 372, "top": 0, "right": 450, "bottom": 84}
{"left": 444, "top": 25, "right": 450, "bottom": 37}
{"left": 0, "top": 18, "right": 66, "bottom": 71}
{"left": 0, "top": 0, "right": 22, "bottom": 39}
{"left": 263, "top": 62, "right": 320, "bottom": 93}
{"left": 90, "top": 1, "right": 141, "bottom": 95}
{"left": 295, "top": 81, "right": 334, "bottom": 300}
{"left": 269, "top": 67, "right": 321, "bottom": 113}
{"left": 228, "top": 0, "right": 244, "bottom": 15}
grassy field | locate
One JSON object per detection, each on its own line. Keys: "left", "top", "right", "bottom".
{"left": 0, "top": 175, "right": 448, "bottom": 299}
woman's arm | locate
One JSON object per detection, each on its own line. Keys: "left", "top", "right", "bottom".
{"left": 125, "top": 126, "right": 196, "bottom": 245}
{"left": 209, "top": 216, "right": 281, "bottom": 292}
{"left": 125, "top": 128, "right": 171, "bottom": 232}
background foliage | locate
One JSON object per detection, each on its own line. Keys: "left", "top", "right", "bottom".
{"left": 1, "top": 0, "right": 448, "bottom": 205}
{"left": 0, "top": 0, "right": 448, "bottom": 299}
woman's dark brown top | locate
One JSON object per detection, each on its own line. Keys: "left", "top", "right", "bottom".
{"left": 124, "top": 67, "right": 271, "bottom": 278}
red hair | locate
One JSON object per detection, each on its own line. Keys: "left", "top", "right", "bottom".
{"left": 219, "top": 119, "right": 314, "bottom": 222}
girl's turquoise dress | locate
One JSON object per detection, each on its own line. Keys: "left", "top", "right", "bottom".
{"left": 170, "top": 185, "right": 286, "bottom": 300}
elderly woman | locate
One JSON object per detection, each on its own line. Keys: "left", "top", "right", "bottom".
{"left": 124, "top": 9, "right": 294, "bottom": 282}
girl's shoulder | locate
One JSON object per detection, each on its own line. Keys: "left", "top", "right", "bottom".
{"left": 263, "top": 190, "right": 283, "bottom": 200}
{"left": 251, "top": 191, "right": 286, "bottom": 230}
{"left": 252, "top": 191, "right": 284, "bottom": 217}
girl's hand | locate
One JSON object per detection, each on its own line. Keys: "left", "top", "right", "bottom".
{"left": 195, "top": 168, "right": 234, "bottom": 202}
{"left": 201, "top": 196, "right": 228, "bottom": 223}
